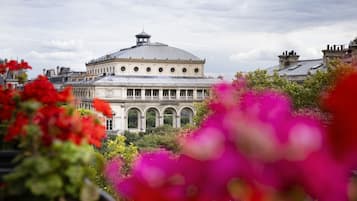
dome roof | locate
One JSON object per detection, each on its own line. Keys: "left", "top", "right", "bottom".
{"left": 88, "top": 32, "right": 203, "bottom": 64}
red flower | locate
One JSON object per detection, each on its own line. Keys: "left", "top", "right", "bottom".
{"left": 0, "top": 63, "right": 6, "bottom": 74}
{"left": 18, "top": 60, "right": 32, "bottom": 70}
{"left": 81, "top": 115, "right": 106, "bottom": 147}
{"left": 323, "top": 71, "right": 357, "bottom": 163}
{"left": 4, "top": 113, "right": 29, "bottom": 141}
{"left": 0, "top": 60, "right": 32, "bottom": 72}
{"left": 93, "top": 98, "right": 112, "bottom": 118}
{"left": 0, "top": 86, "right": 17, "bottom": 122}
{"left": 33, "top": 105, "right": 105, "bottom": 147}
{"left": 22, "top": 75, "right": 73, "bottom": 105}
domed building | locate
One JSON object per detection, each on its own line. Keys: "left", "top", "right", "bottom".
{"left": 86, "top": 31, "right": 205, "bottom": 77}
{"left": 69, "top": 31, "right": 220, "bottom": 134}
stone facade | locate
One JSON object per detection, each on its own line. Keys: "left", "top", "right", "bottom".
{"left": 68, "top": 31, "right": 219, "bottom": 134}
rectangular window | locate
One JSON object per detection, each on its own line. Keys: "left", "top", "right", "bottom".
{"left": 106, "top": 119, "right": 113, "bottom": 130}
{"left": 187, "top": 90, "right": 193, "bottom": 99}
{"left": 163, "top": 89, "right": 169, "bottom": 100}
{"left": 180, "top": 90, "right": 186, "bottom": 100}
{"left": 135, "top": 89, "right": 141, "bottom": 99}
{"left": 145, "top": 89, "right": 151, "bottom": 100}
{"left": 153, "top": 89, "right": 159, "bottom": 100}
{"left": 197, "top": 89, "right": 203, "bottom": 99}
{"left": 127, "top": 89, "right": 133, "bottom": 97}
{"left": 170, "top": 90, "right": 176, "bottom": 99}
{"left": 204, "top": 89, "right": 210, "bottom": 97}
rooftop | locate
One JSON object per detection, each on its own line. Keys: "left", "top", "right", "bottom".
{"left": 267, "top": 59, "right": 326, "bottom": 77}
{"left": 87, "top": 32, "right": 203, "bottom": 64}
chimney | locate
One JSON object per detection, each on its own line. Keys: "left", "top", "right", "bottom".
{"left": 56, "top": 66, "right": 60, "bottom": 75}
{"left": 278, "top": 50, "right": 299, "bottom": 69}
{"left": 43, "top": 68, "right": 46, "bottom": 75}
{"left": 322, "top": 44, "right": 349, "bottom": 67}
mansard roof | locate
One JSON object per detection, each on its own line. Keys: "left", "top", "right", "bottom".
{"left": 266, "top": 59, "right": 326, "bottom": 77}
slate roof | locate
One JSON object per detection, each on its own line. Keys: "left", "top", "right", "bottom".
{"left": 266, "top": 59, "right": 326, "bottom": 79}
{"left": 87, "top": 42, "right": 202, "bottom": 64}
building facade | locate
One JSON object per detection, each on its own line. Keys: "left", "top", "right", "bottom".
{"left": 68, "top": 32, "right": 219, "bottom": 134}
{"left": 267, "top": 37, "right": 357, "bottom": 82}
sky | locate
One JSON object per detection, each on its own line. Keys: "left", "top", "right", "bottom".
{"left": 1, "top": 0, "right": 357, "bottom": 79}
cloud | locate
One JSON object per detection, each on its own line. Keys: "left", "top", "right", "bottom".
{"left": 230, "top": 49, "right": 279, "bottom": 62}
{"left": 0, "top": 0, "right": 357, "bottom": 78}
{"left": 29, "top": 51, "right": 78, "bottom": 60}
{"left": 42, "top": 40, "right": 83, "bottom": 52}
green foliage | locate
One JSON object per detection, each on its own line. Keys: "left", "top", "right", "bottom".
{"left": 124, "top": 125, "right": 181, "bottom": 153}
{"left": 102, "top": 135, "right": 138, "bottom": 170}
{"left": 77, "top": 108, "right": 93, "bottom": 116}
{"left": 128, "top": 110, "right": 139, "bottom": 128}
{"left": 244, "top": 69, "right": 332, "bottom": 109}
{"left": 88, "top": 135, "right": 138, "bottom": 199}
{"left": 4, "top": 141, "right": 101, "bottom": 201}
{"left": 134, "top": 134, "right": 180, "bottom": 153}
{"left": 193, "top": 101, "right": 209, "bottom": 126}
{"left": 146, "top": 110, "right": 157, "bottom": 129}
{"left": 191, "top": 63, "right": 350, "bottom": 128}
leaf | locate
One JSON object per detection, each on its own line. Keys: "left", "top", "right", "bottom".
{"left": 25, "top": 174, "right": 63, "bottom": 198}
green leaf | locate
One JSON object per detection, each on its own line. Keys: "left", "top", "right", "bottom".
{"left": 25, "top": 174, "right": 63, "bottom": 198}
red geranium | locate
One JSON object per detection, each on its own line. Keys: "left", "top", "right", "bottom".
{"left": 93, "top": 98, "right": 112, "bottom": 118}
{"left": 0, "top": 86, "right": 17, "bottom": 122}
{"left": 4, "top": 113, "right": 29, "bottom": 141}
{"left": 0, "top": 60, "right": 32, "bottom": 73}
{"left": 22, "top": 75, "right": 73, "bottom": 105}
{"left": 323, "top": 70, "right": 357, "bottom": 163}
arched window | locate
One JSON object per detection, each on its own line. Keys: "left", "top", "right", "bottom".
{"left": 180, "top": 108, "right": 194, "bottom": 126}
{"left": 182, "top": 68, "right": 187, "bottom": 73}
{"left": 128, "top": 108, "right": 141, "bottom": 129}
{"left": 194, "top": 68, "right": 199, "bottom": 73}
{"left": 146, "top": 67, "right": 151, "bottom": 72}
{"left": 134, "top": 67, "right": 139, "bottom": 72}
{"left": 163, "top": 108, "right": 177, "bottom": 127}
{"left": 146, "top": 108, "right": 159, "bottom": 129}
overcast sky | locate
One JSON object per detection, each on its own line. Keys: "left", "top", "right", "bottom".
{"left": 1, "top": 0, "right": 357, "bottom": 79}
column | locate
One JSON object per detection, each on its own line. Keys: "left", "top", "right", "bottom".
{"left": 159, "top": 88, "right": 163, "bottom": 100}
{"left": 141, "top": 116, "right": 146, "bottom": 132}
{"left": 176, "top": 115, "right": 181, "bottom": 128}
